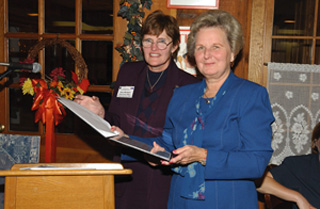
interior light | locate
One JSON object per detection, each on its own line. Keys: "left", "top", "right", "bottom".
{"left": 284, "top": 20, "right": 295, "bottom": 23}
{"left": 27, "top": 13, "right": 38, "bottom": 17}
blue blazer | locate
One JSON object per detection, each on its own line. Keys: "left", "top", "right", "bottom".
{"left": 131, "top": 71, "right": 275, "bottom": 209}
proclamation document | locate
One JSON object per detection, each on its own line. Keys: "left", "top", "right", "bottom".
{"left": 57, "top": 97, "right": 172, "bottom": 161}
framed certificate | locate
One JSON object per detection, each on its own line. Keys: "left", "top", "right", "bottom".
{"left": 167, "top": 0, "right": 219, "bottom": 9}
{"left": 175, "top": 26, "right": 197, "bottom": 76}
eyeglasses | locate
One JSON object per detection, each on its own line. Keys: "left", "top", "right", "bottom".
{"left": 142, "top": 39, "right": 173, "bottom": 50}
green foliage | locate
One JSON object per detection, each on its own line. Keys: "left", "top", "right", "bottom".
{"left": 116, "top": 0, "right": 152, "bottom": 66}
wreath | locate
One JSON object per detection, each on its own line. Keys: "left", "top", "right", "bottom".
{"left": 19, "top": 38, "right": 90, "bottom": 162}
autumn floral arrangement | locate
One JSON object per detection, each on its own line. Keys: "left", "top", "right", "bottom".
{"left": 19, "top": 60, "right": 90, "bottom": 162}
{"left": 19, "top": 59, "right": 90, "bottom": 126}
{"left": 18, "top": 38, "right": 90, "bottom": 162}
{"left": 19, "top": 57, "right": 89, "bottom": 162}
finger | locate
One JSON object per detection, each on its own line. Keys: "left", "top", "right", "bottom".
{"left": 153, "top": 141, "right": 158, "bottom": 147}
{"left": 74, "top": 96, "right": 82, "bottom": 102}
{"left": 110, "top": 126, "right": 118, "bottom": 132}
{"left": 161, "top": 161, "right": 170, "bottom": 166}
{"left": 75, "top": 99, "right": 83, "bottom": 104}
{"left": 173, "top": 145, "right": 189, "bottom": 155}
{"left": 169, "top": 154, "right": 182, "bottom": 164}
{"left": 171, "top": 147, "right": 185, "bottom": 159}
{"left": 153, "top": 141, "right": 165, "bottom": 151}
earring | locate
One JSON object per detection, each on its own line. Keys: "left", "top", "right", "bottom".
{"left": 230, "top": 61, "right": 234, "bottom": 68}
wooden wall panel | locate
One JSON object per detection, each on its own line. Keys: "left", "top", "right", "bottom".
{"left": 248, "top": 0, "right": 273, "bottom": 87}
{"left": 112, "top": 1, "right": 127, "bottom": 81}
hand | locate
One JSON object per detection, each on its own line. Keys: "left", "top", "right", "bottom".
{"left": 110, "top": 126, "right": 127, "bottom": 140}
{"left": 163, "top": 145, "right": 206, "bottom": 165}
{"left": 74, "top": 95, "right": 105, "bottom": 118}
{"left": 147, "top": 141, "right": 166, "bottom": 167}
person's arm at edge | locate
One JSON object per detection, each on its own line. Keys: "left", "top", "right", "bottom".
{"left": 257, "top": 171, "right": 316, "bottom": 209}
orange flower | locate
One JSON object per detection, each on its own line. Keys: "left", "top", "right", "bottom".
{"left": 50, "top": 80, "right": 59, "bottom": 88}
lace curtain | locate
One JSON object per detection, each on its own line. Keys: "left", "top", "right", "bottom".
{"left": 267, "top": 63, "right": 320, "bottom": 165}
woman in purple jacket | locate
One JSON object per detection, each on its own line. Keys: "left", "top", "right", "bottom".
{"left": 75, "top": 10, "right": 199, "bottom": 209}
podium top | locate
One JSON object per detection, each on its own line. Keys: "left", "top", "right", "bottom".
{"left": 0, "top": 163, "right": 132, "bottom": 176}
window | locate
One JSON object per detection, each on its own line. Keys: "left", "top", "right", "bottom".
{"left": 271, "top": 0, "right": 320, "bottom": 64}
{"left": 5, "top": 0, "right": 114, "bottom": 133}
{"left": 248, "top": 0, "right": 320, "bottom": 86}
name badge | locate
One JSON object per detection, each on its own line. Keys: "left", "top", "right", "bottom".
{"left": 116, "top": 86, "right": 135, "bottom": 98}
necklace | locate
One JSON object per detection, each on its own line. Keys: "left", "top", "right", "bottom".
{"left": 147, "top": 69, "right": 165, "bottom": 92}
{"left": 203, "top": 91, "right": 212, "bottom": 104}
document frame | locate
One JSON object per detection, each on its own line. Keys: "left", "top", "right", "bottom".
{"left": 167, "top": 0, "right": 219, "bottom": 9}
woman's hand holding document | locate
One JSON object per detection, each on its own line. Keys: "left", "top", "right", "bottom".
{"left": 74, "top": 95, "right": 105, "bottom": 118}
{"left": 110, "top": 126, "right": 170, "bottom": 166}
{"left": 57, "top": 97, "right": 118, "bottom": 138}
{"left": 110, "top": 126, "right": 126, "bottom": 139}
{"left": 109, "top": 126, "right": 172, "bottom": 161}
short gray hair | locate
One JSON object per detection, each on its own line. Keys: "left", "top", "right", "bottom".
{"left": 187, "top": 10, "right": 243, "bottom": 66}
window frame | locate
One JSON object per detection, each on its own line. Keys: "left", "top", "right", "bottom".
{"left": 248, "top": 0, "right": 320, "bottom": 87}
{"left": 1, "top": 0, "right": 122, "bottom": 134}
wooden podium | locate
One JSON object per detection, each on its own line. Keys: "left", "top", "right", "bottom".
{"left": 0, "top": 163, "right": 132, "bottom": 209}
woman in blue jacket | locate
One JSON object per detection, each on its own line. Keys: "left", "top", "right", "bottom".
{"left": 114, "top": 10, "right": 274, "bottom": 209}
